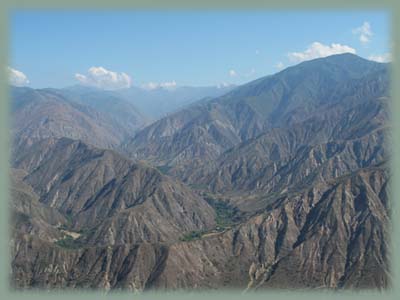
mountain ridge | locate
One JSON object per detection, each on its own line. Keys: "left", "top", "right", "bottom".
{"left": 123, "top": 54, "right": 389, "bottom": 172}
{"left": 10, "top": 53, "right": 391, "bottom": 291}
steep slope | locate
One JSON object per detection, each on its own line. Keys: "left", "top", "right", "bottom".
{"left": 11, "top": 167, "right": 390, "bottom": 290}
{"left": 11, "top": 234, "right": 169, "bottom": 290}
{"left": 177, "top": 97, "right": 389, "bottom": 200}
{"left": 10, "top": 53, "right": 391, "bottom": 291}
{"left": 124, "top": 54, "right": 388, "bottom": 169}
{"left": 149, "top": 167, "right": 390, "bottom": 290}
{"left": 12, "top": 138, "right": 216, "bottom": 245}
{"left": 10, "top": 168, "right": 67, "bottom": 243}
{"left": 11, "top": 86, "right": 146, "bottom": 152}
{"left": 53, "top": 85, "right": 148, "bottom": 133}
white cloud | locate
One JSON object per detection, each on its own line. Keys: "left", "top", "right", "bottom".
{"left": 8, "top": 67, "right": 29, "bottom": 86}
{"left": 368, "top": 53, "right": 391, "bottom": 63}
{"left": 229, "top": 69, "right": 237, "bottom": 77}
{"left": 275, "top": 62, "right": 284, "bottom": 70}
{"left": 288, "top": 42, "right": 356, "bottom": 63}
{"left": 142, "top": 80, "right": 177, "bottom": 90}
{"left": 352, "top": 22, "right": 373, "bottom": 45}
{"left": 75, "top": 66, "right": 132, "bottom": 90}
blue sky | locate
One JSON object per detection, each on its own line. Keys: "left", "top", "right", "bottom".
{"left": 10, "top": 10, "right": 390, "bottom": 89}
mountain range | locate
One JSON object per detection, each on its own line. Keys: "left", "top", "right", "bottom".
{"left": 9, "top": 53, "right": 391, "bottom": 291}
{"left": 116, "top": 84, "right": 236, "bottom": 119}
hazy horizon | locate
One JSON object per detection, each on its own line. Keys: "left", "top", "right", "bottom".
{"left": 9, "top": 11, "right": 389, "bottom": 90}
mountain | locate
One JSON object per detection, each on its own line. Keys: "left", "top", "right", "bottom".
{"left": 12, "top": 137, "right": 216, "bottom": 246}
{"left": 11, "top": 165, "right": 390, "bottom": 290}
{"left": 123, "top": 54, "right": 388, "bottom": 173}
{"left": 10, "top": 53, "right": 391, "bottom": 291}
{"left": 116, "top": 85, "right": 236, "bottom": 119}
{"left": 150, "top": 166, "right": 390, "bottom": 290}
{"left": 55, "top": 85, "right": 149, "bottom": 131}
{"left": 176, "top": 96, "right": 389, "bottom": 205}
{"left": 11, "top": 86, "right": 147, "bottom": 152}
{"left": 10, "top": 137, "right": 217, "bottom": 290}
{"left": 10, "top": 168, "right": 68, "bottom": 243}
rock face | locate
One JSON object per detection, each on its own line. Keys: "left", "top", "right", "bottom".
{"left": 10, "top": 53, "right": 391, "bottom": 291}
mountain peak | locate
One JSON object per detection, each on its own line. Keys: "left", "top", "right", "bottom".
{"left": 310, "top": 52, "right": 373, "bottom": 65}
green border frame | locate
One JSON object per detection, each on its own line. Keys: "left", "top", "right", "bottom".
{"left": 0, "top": 1, "right": 399, "bottom": 299}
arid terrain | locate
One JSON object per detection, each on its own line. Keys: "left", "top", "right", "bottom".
{"left": 10, "top": 53, "right": 391, "bottom": 291}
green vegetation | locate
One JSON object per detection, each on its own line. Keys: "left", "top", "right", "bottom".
{"left": 55, "top": 235, "right": 84, "bottom": 249}
{"left": 55, "top": 224, "right": 96, "bottom": 249}
{"left": 204, "top": 194, "right": 242, "bottom": 230}
{"left": 179, "top": 230, "right": 205, "bottom": 242}
{"left": 58, "top": 224, "right": 69, "bottom": 231}
{"left": 214, "top": 201, "right": 238, "bottom": 228}
{"left": 57, "top": 211, "right": 74, "bottom": 231}
{"left": 188, "top": 183, "right": 209, "bottom": 190}
{"left": 156, "top": 165, "right": 172, "bottom": 174}
{"left": 65, "top": 211, "right": 74, "bottom": 225}
{"left": 179, "top": 195, "right": 243, "bottom": 242}
{"left": 77, "top": 227, "right": 97, "bottom": 236}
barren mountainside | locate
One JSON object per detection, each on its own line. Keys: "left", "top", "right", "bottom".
{"left": 123, "top": 54, "right": 388, "bottom": 169}
{"left": 11, "top": 86, "right": 146, "bottom": 151}
{"left": 10, "top": 53, "right": 391, "bottom": 291}
{"left": 11, "top": 166, "right": 390, "bottom": 290}
{"left": 12, "top": 138, "right": 216, "bottom": 245}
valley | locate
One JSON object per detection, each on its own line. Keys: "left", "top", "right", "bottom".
{"left": 9, "top": 53, "right": 391, "bottom": 291}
